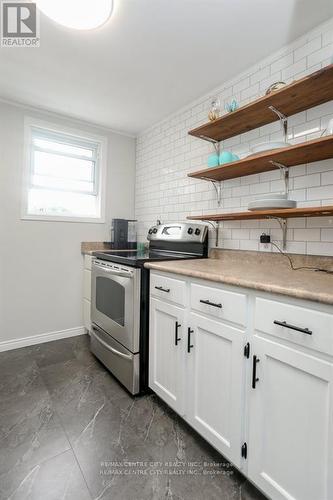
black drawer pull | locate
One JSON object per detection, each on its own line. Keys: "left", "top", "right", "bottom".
{"left": 274, "top": 320, "right": 312, "bottom": 336}
{"left": 187, "top": 328, "right": 194, "bottom": 353}
{"left": 175, "top": 321, "right": 181, "bottom": 346}
{"left": 200, "top": 299, "right": 222, "bottom": 309}
{"left": 252, "top": 355, "right": 260, "bottom": 389}
{"left": 155, "top": 286, "right": 170, "bottom": 293}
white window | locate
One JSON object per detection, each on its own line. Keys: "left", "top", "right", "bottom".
{"left": 23, "top": 118, "right": 107, "bottom": 222}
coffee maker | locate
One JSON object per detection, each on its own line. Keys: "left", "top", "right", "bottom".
{"left": 111, "top": 219, "right": 137, "bottom": 249}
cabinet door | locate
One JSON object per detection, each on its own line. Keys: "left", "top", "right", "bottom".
{"left": 187, "top": 313, "right": 245, "bottom": 467}
{"left": 149, "top": 298, "right": 185, "bottom": 415}
{"left": 248, "top": 337, "right": 333, "bottom": 500}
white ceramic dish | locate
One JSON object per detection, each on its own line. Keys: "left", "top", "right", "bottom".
{"left": 248, "top": 199, "right": 297, "bottom": 211}
{"left": 249, "top": 141, "right": 291, "bottom": 156}
{"left": 252, "top": 193, "right": 288, "bottom": 200}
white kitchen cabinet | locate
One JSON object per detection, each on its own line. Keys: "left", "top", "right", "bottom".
{"left": 83, "top": 255, "right": 92, "bottom": 332}
{"left": 148, "top": 270, "right": 333, "bottom": 500}
{"left": 149, "top": 298, "right": 186, "bottom": 415}
{"left": 248, "top": 336, "right": 333, "bottom": 500}
{"left": 187, "top": 312, "right": 245, "bottom": 467}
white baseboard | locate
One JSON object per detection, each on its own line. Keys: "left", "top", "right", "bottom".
{"left": 0, "top": 326, "right": 86, "bottom": 352}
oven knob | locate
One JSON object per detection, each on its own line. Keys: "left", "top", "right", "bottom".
{"left": 187, "top": 227, "right": 193, "bottom": 234}
{"left": 195, "top": 228, "right": 201, "bottom": 235}
{"left": 153, "top": 228, "right": 158, "bottom": 234}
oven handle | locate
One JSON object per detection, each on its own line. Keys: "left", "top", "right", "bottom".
{"left": 93, "top": 263, "right": 133, "bottom": 279}
{"left": 91, "top": 327, "right": 133, "bottom": 360}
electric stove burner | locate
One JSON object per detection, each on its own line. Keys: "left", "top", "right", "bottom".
{"left": 93, "top": 249, "right": 201, "bottom": 267}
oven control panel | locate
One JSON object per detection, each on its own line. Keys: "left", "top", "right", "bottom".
{"left": 147, "top": 222, "right": 208, "bottom": 243}
{"left": 93, "top": 259, "right": 135, "bottom": 277}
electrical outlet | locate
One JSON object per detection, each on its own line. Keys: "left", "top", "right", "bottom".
{"left": 260, "top": 233, "right": 271, "bottom": 244}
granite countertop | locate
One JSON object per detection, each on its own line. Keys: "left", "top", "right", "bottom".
{"left": 81, "top": 242, "right": 137, "bottom": 255}
{"left": 144, "top": 249, "right": 333, "bottom": 306}
{"left": 81, "top": 242, "right": 113, "bottom": 254}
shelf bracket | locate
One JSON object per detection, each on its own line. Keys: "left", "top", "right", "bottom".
{"left": 199, "top": 135, "right": 220, "bottom": 145}
{"left": 269, "top": 105, "right": 288, "bottom": 142}
{"left": 269, "top": 161, "right": 289, "bottom": 194}
{"left": 206, "top": 221, "right": 220, "bottom": 247}
{"left": 268, "top": 216, "right": 288, "bottom": 250}
{"left": 211, "top": 180, "right": 223, "bottom": 206}
{"left": 198, "top": 135, "right": 221, "bottom": 156}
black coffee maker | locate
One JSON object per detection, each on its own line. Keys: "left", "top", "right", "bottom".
{"left": 111, "top": 219, "right": 137, "bottom": 249}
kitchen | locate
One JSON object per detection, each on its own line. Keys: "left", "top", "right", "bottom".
{"left": 1, "top": 1, "right": 333, "bottom": 499}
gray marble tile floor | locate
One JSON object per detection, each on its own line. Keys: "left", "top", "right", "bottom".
{"left": 0, "top": 335, "right": 267, "bottom": 500}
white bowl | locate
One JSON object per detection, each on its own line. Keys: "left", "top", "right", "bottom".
{"left": 249, "top": 141, "right": 291, "bottom": 155}
{"left": 248, "top": 199, "right": 297, "bottom": 211}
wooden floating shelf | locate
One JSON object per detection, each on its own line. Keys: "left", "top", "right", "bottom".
{"left": 187, "top": 206, "right": 333, "bottom": 222}
{"left": 188, "top": 136, "right": 333, "bottom": 182}
{"left": 189, "top": 64, "right": 333, "bottom": 142}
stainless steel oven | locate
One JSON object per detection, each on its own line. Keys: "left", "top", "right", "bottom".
{"left": 91, "top": 222, "right": 208, "bottom": 395}
{"left": 91, "top": 259, "right": 141, "bottom": 393}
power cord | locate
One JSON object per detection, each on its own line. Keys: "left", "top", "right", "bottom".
{"left": 270, "top": 241, "right": 333, "bottom": 274}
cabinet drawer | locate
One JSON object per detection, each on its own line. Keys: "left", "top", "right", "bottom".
{"left": 190, "top": 283, "right": 247, "bottom": 327}
{"left": 150, "top": 273, "right": 186, "bottom": 306}
{"left": 255, "top": 297, "right": 333, "bottom": 356}
{"left": 84, "top": 255, "right": 93, "bottom": 270}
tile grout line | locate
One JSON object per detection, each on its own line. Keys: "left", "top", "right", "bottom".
{"left": 37, "top": 341, "right": 95, "bottom": 500}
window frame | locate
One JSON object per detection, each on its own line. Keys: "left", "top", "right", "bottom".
{"left": 22, "top": 117, "right": 107, "bottom": 223}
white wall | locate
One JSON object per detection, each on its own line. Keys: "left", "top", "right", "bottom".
{"left": 0, "top": 101, "right": 136, "bottom": 345}
{"left": 135, "top": 18, "right": 333, "bottom": 256}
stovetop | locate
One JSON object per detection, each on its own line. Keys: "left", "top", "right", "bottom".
{"left": 93, "top": 249, "right": 202, "bottom": 267}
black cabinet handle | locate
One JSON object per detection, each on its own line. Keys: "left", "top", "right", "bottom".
{"left": 175, "top": 321, "right": 181, "bottom": 346}
{"left": 200, "top": 299, "right": 222, "bottom": 309}
{"left": 155, "top": 286, "right": 170, "bottom": 293}
{"left": 252, "top": 355, "right": 260, "bottom": 389}
{"left": 187, "top": 328, "right": 194, "bottom": 353}
{"left": 273, "top": 320, "right": 312, "bottom": 336}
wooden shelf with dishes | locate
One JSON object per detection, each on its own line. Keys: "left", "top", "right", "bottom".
{"left": 188, "top": 135, "right": 333, "bottom": 182}
{"left": 186, "top": 64, "right": 333, "bottom": 233}
{"left": 189, "top": 64, "right": 333, "bottom": 142}
{"left": 187, "top": 206, "right": 333, "bottom": 222}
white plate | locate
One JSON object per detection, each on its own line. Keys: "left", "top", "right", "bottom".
{"left": 248, "top": 199, "right": 297, "bottom": 211}
{"left": 253, "top": 193, "right": 288, "bottom": 200}
{"left": 249, "top": 141, "right": 291, "bottom": 156}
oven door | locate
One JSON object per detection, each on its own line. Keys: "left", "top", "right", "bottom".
{"left": 91, "top": 261, "right": 141, "bottom": 353}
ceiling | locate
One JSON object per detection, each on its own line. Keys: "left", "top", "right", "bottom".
{"left": 0, "top": 0, "right": 332, "bottom": 135}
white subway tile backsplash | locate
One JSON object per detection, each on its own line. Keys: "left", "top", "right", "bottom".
{"left": 294, "top": 228, "right": 321, "bottom": 241}
{"left": 293, "top": 173, "right": 321, "bottom": 189}
{"left": 281, "top": 58, "right": 307, "bottom": 81}
{"left": 321, "top": 228, "right": 333, "bottom": 241}
{"left": 294, "top": 37, "right": 322, "bottom": 61}
{"left": 307, "top": 44, "right": 333, "bottom": 67}
{"left": 135, "top": 19, "right": 333, "bottom": 256}
{"left": 307, "top": 185, "right": 333, "bottom": 200}
{"left": 307, "top": 242, "right": 333, "bottom": 256}
{"left": 321, "top": 171, "right": 333, "bottom": 184}
{"left": 250, "top": 66, "right": 270, "bottom": 85}
{"left": 322, "top": 29, "right": 333, "bottom": 46}
{"left": 270, "top": 53, "right": 293, "bottom": 74}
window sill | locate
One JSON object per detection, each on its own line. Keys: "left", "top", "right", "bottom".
{"left": 21, "top": 214, "right": 105, "bottom": 224}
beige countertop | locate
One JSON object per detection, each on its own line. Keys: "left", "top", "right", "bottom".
{"left": 81, "top": 242, "right": 138, "bottom": 255}
{"left": 144, "top": 249, "right": 333, "bottom": 306}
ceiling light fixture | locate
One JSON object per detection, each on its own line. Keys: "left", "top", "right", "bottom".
{"left": 35, "top": 0, "right": 114, "bottom": 30}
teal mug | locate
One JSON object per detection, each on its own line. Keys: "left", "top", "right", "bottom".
{"left": 219, "top": 151, "right": 239, "bottom": 164}
{"left": 208, "top": 153, "right": 219, "bottom": 168}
